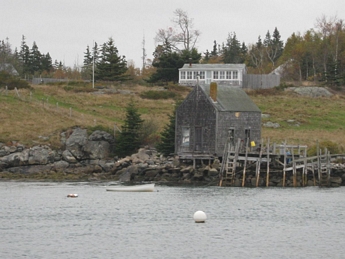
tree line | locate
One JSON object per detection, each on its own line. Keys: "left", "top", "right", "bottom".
{"left": 1, "top": 11, "right": 344, "bottom": 86}
{"left": 150, "top": 10, "right": 344, "bottom": 87}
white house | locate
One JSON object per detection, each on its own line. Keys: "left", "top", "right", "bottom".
{"left": 178, "top": 63, "right": 247, "bottom": 87}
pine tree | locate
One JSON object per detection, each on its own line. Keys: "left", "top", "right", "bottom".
{"left": 156, "top": 102, "right": 178, "bottom": 157}
{"left": 30, "top": 41, "right": 42, "bottom": 75}
{"left": 19, "top": 35, "right": 31, "bottom": 76}
{"left": 96, "top": 37, "right": 128, "bottom": 81}
{"left": 222, "top": 32, "right": 243, "bottom": 63}
{"left": 116, "top": 99, "right": 144, "bottom": 158}
{"left": 82, "top": 45, "right": 93, "bottom": 80}
{"left": 41, "top": 53, "right": 53, "bottom": 72}
{"left": 210, "top": 40, "right": 218, "bottom": 57}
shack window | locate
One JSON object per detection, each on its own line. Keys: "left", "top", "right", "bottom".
{"left": 220, "top": 71, "right": 225, "bottom": 79}
{"left": 182, "top": 127, "right": 190, "bottom": 146}
{"left": 181, "top": 71, "right": 185, "bottom": 79}
{"left": 187, "top": 71, "right": 193, "bottom": 79}
{"left": 226, "top": 71, "right": 232, "bottom": 79}
{"left": 199, "top": 71, "right": 205, "bottom": 79}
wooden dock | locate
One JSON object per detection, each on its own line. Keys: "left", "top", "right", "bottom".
{"left": 219, "top": 138, "right": 338, "bottom": 188}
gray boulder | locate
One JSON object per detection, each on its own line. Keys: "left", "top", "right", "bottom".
{"left": 84, "top": 141, "right": 110, "bottom": 159}
{"left": 0, "top": 149, "right": 30, "bottom": 167}
{"left": 62, "top": 150, "right": 77, "bottom": 163}
{"left": 28, "top": 146, "right": 55, "bottom": 165}
{"left": 65, "top": 128, "right": 88, "bottom": 160}
{"left": 89, "top": 130, "right": 114, "bottom": 143}
{"left": 293, "top": 87, "right": 332, "bottom": 97}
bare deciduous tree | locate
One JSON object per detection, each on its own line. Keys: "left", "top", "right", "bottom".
{"left": 154, "top": 9, "right": 200, "bottom": 52}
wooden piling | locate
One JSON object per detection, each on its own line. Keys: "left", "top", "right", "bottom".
{"left": 292, "top": 148, "right": 296, "bottom": 187}
{"left": 266, "top": 138, "right": 270, "bottom": 187}
{"left": 255, "top": 141, "right": 263, "bottom": 187}
{"left": 283, "top": 142, "right": 286, "bottom": 187}
{"left": 242, "top": 138, "right": 249, "bottom": 187}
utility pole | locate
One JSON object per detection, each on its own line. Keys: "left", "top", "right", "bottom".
{"left": 142, "top": 34, "right": 147, "bottom": 73}
{"left": 92, "top": 41, "right": 95, "bottom": 89}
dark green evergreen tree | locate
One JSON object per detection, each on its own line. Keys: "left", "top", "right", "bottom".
{"left": 149, "top": 51, "right": 184, "bottom": 83}
{"left": 272, "top": 27, "right": 284, "bottom": 59}
{"left": 29, "top": 41, "right": 42, "bottom": 74}
{"left": 222, "top": 32, "right": 244, "bottom": 63}
{"left": 149, "top": 47, "right": 201, "bottom": 83}
{"left": 19, "top": 35, "right": 31, "bottom": 76}
{"left": 156, "top": 102, "right": 179, "bottom": 157}
{"left": 41, "top": 53, "right": 53, "bottom": 72}
{"left": 82, "top": 45, "right": 93, "bottom": 80}
{"left": 203, "top": 49, "right": 210, "bottom": 63}
{"left": 210, "top": 40, "right": 218, "bottom": 57}
{"left": 96, "top": 37, "right": 128, "bottom": 81}
{"left": 116, "top": 99, "right": 144, "bottom": 158}
{"left": 264, "top": 28, "right": 284, "bottom": 67}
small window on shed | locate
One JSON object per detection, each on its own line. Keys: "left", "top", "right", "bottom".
{"left": 182, "top": 127, "right": 190, "bottom": 146}
{"left": 199, "top": 71, "right": 205, "bottom": 79}
{"left": 181, "top": 71, "right": 186, "bottom": 79}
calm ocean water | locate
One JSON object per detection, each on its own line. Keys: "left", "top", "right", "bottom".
{"left": 1, "top": 182, "right": 345, "bottom": 259}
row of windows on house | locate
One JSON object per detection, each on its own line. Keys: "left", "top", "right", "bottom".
{"left": 180, "top": 71, "right": 239, "bottom": 80}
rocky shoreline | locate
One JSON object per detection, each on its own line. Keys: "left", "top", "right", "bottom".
{"left": 1, "top": 127, "right": 345, "bottom": 187}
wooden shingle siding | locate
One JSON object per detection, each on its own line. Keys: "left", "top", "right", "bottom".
{"left": 176, "top": 83, "right": 261, "bottom": 160}
{"left": 176, "top": 85, "right": 217, "bottom": 155}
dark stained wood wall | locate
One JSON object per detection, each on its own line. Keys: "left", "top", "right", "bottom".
{"left": 176, "top": 85, "right": 261, "bottom": 158}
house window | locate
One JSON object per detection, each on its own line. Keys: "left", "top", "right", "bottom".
{"left": 193, "top": 71, "right": 199, "bottom": 79}
{"left": 213, "top": 71, "right": 218, "bottom": 79}
{"left": 226, "top": 71, "right": 232, "bottom": 79}
{"left": 199, "top": 71, "right": 205, "bottom": 79}
{"left": 220, "top": 71, "right": 225, "bottom": 79}
{"left": 187, "top": 71, "right": 193, "bottom": 79}
{"left": 233, "top": 71, "right": 238, "bottom": 79}
{"left": 181, "top": 71, "right": 186, "bottom": 79}
{"left": 182, "top": 127, "right": 190, "bottom": 146}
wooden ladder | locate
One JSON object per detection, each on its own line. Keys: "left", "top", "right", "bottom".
{"left": 221, "top": 138, "right": 240, "bottom": 186}
{"left": 318, "top": 152, "right": 330, "bottom": 187}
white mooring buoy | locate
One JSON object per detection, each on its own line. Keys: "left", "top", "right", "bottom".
{"left": 193, "top": 211, "right": 207, "bottom": 223}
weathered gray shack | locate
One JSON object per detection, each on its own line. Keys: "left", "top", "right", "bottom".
{"left": 175, "top": 83, "right": 261, "bottom": 161}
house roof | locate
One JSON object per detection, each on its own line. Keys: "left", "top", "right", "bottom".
{"left": 0, "top": 63, "right": 19, "bottom": 76}
{"left": 179, "top": 63, "right": 246, "bottom": 70}
{"left": 199, "top": 84, "right": 261, "bottom": 112}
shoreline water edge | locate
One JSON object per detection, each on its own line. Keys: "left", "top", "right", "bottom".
{"left": 1, "top": 127, "right": 345, "bottom": 187}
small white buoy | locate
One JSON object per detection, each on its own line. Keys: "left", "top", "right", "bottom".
{"left": 67, "top": 194, "right": 78, "bottom": 198}
{"left": 193, "top": 211, "right": 207, "bottom": 223}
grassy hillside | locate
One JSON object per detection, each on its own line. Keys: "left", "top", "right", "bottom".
{"left": 1, "top": 83, "right": 344, "bottom": 153}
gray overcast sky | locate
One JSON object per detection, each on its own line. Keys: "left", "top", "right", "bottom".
{"left": 1, "top": 0, "right": 344, "bottom": 68}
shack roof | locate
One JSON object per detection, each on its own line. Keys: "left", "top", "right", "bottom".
{"left": 199, "top": 84, "right": 261, "bottom": 112}
{"left": 179, "top": 63, "right": 246, "bottom": 71}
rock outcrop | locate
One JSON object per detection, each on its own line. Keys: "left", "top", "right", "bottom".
{"left": 1, "top": 127, "right": 345, "bottom": 187}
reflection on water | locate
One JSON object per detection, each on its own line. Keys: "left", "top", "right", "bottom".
{"left": 1, "top": 182, "right": 345, "bottom": 259}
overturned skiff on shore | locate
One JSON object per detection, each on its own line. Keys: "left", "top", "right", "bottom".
{"left": 106, "top": 183, "right": 155, "bottom": 192}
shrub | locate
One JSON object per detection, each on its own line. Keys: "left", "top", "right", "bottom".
{"left": 307, "top": 140, "right": 342, "bottom": 156}
{"left": 0, "top": 71, "right": 31, "bottom": 90}
{"left": 140, "top": 90, "right": 178, "bottom": 100}
{"left": 139, "top": 118, "right": 161, "bottom": 147}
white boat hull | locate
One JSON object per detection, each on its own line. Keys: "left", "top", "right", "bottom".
{"left": 106, "top": 183, "right": 155, "bottom": 192}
